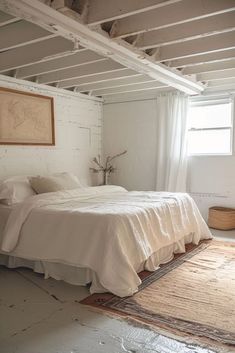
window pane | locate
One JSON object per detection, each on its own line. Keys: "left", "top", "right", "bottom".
{"left": 188, "top": 129, "right": 231, "bottom": 155}
{"left": 189, "top": 103, "right": 232, "bottom": 129}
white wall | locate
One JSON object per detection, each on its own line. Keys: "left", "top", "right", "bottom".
{"left": 104, "top": 98, "right": 235, "bottom": 219}
{"left": 104, "top": 100, "right": 158, "bottom": 190}
{"left": 0, "top": 76, "right": 103, "bottom": 185}
{"left": 188, "top": 155, "right": 235, "bottom": 219}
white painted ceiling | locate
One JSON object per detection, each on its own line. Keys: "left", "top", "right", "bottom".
{"left": 0, "top": 0, "right": 234, "bottom": 102}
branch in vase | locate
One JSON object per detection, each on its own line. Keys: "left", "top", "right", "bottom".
{"left": 108, "top": 150, "right": 127, "bottom": 163}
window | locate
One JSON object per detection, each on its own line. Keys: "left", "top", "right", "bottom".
{"left": 187, "top": 97, "right": 233, "bottom": 155}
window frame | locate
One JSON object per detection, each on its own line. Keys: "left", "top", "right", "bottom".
{"left": 187, "top": 96, "right": 234, "bottom": 157}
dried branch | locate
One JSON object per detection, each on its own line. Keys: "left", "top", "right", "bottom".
{"left": 92, "top": 157, "right": 104, "bottom": 170}
{"left": 89, "top": 167, "right": 100, "bottom": 173}
{"left": 108, "top": 150, "right": 127, "bottom": 163}
{"left": 90, "top": 150, "right": 127, "bottom": 174}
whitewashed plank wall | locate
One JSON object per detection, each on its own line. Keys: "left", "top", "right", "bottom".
{"left": 0, "top": 76, "right": 103, "bottom": 185}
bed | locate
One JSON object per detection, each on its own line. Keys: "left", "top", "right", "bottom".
{"left": 0, "top": 185, "right": 212, "bottom": 297}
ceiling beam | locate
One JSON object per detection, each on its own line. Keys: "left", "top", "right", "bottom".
{"left": 77, "top": 75, "right": 154, "bottom": 92}
{"left": 37, "top": 59, "right": 124, "bottom": 84}
{"left": 90, "top": 81, "right": 168, "bottom": 96}
{"left": 197, "top": 68, "right": 235, "bottom": 81}
{"left": 135, "top": 12, "right": 235, "bottom": 50}
{"left": 183, "top": 59, "right": 235, "bottom": 75}
{"left": 156, "top": 32, "right": 235, "bottom": 62}
{"left": 0, "top": 20, "right": 57, "bottom": 52}
{"left": 0, "top": 0, "right": 203, "bottom": 95}
{"left": 58, "top": 68, "right": 138, "bottom": 88}
{"left": 103, "top": 87, "right": 172, "bottom": 104}
{"left": 0, "top": 36, "right": 75, "bottom": 72}
{"left": 110, "top": 0, "right": 235, "bottom": 38}
{"left": 83, "top": 0, "right": 182, "bottom": 25}
{"left": 15, "top": 50, "right": 106, "bottom": 79}
{"left": 166, "top": 49, "right": 235, "bottom": 68}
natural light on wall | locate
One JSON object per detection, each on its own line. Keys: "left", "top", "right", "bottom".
{"left": 187, "top": 97, "right": 233, "bottom": 156}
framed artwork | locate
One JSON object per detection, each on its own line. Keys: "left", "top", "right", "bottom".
{"left": 0, "top": 87, "right": 55, "bottom": 145}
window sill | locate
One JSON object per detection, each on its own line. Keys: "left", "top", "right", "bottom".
{"left": 188, "top": 153, "right": 233, "bottom": 157}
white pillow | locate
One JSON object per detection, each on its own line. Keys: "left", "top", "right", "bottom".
{"left": 29, "top": 172, "right": 82, "bottom": 194}
{"left": 0, "top": 176, "right": 36, "bottom": 205}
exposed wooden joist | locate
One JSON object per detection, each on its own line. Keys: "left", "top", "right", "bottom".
{"left": 0, "top": 36, "right": 75, "bottom": 72}
{"left": 110, "top": 0, "right": 235, "bottom": 38}
{"left": 166, "top": 49, "right": 235, "bottom": 68}
{"left": 183, "top": 59, "right": 235, "bottom": 75}
{"left": 15, "top": 50, "right": 106, "bottom": 78}
{"left": 197, "top": 68, "right": 235, "bottom": 81}
{"left": 135, "top": 12, "right": 235, "bottom": 50}
{"left": 0, "top": 20, "right": 57, "bottom": 52}
{"left": 104, "top": 87, "right": 172, "bottom": 104}
{"left": 37, "top": 59, "right": 124, "bottom": 84}
{"left": 84, "top": 0, "right": 182, "bottom": 25}
{"left": 0, "top": 9, "right": 19, "bottom": 26}
{"left": 0, "top": 73, "right": 103, "bottom": 102}
{"left": 58, "top": 68, "right": 138, "bottom": 88}
{"left": 90, "top": 81, "right": 168, "bottom": 96}
{"left": 0, "top": 0, "right": 203, "bottom": 95}
{"left": 77, "top": 75, "right": 154, "bottom": 92}
{"left": 156, "top": 32, "right": 235, "bottom": 62}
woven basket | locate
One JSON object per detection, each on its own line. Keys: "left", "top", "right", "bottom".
{"left": 208, "top": 206, "right": 235, "bottom": 230}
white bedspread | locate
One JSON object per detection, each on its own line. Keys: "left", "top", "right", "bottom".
{"left": 1, "top": 186, "right": 212, "bottom": 297}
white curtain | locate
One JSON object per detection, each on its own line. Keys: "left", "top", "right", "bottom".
{"left": 155, "top": 92, "right": 189, "bottom": 192}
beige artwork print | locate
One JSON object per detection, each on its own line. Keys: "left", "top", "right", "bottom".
{"left": 0, "top": 90, "right": 53, "bottom": 144}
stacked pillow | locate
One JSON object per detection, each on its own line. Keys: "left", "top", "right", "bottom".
{"left": 0, "top": 176, "right": 35, "bottom": 205}
{"left": 29, "top": 172, "right": 82, "bottom": 194}
{"left": 0, "top": 172, "right": 82, "bottom": 205}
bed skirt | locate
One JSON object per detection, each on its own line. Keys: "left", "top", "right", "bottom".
{"left": 0, "top": 233, "right": 203, "bottom": 295}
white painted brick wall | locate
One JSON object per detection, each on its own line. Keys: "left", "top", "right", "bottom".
{"left": 0, "top": 76, "right": 103, "bottom": 185}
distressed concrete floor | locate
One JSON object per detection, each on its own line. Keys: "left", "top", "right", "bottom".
{"left": 0, "top": 266, "right": 218, "bottom": 353}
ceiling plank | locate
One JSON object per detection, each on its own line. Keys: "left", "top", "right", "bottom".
{"left": 110, "top": 0, "right": 235, "bottom": 38}
{"left": 16, "top": 50, "right": 106, "bottom": 78}
{"left": 207, "top": 77, "right": 235, "bottom": 87}
{"left": 166, "top": 49, "right": 235, "bottom": 68}
{"left": 135, "top": 12, "right": 235, "bottom": 50}
{"left": 157, "top": 32, "right": 235, "bottom": 61}
{"left": 0, "top": 20, "right": 57, "bottom": 52}
{"left": 183, "top": 59, "right": 235, "bottom": 75}
{"left": 0, "top": 9, "right": 19, "bottom": 26}
{"left": 0, "top": 36, "right": 75, "bottom": 72}
{"left": 37, "top": 59, "right": 124, "bottom": 84}
{"left": 0, "top": 0, "right": 203, "bottom": 95}
{"left": 91, "top": 81, "right": 167, "bottom": 96}
{"left": 85, "top": 0, "right": 182, "bottom": 25}
{"left": 58, "top": 68, "right": 138, "bottom": 88}
{"left": 197, "top": 68, "right": 235, "bottom": 81}
{"left": 77, "top": 75, "right": 154, "bottom": 92}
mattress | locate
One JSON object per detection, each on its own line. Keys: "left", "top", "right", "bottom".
{"left": 0, "top": 204, "right": 94, "bottom": 287}
{"left": 0, "top": 186, "right": 212, "bottom": 296}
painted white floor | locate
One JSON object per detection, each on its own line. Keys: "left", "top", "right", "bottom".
{"left": 210, "top": 228, "right": 235, "bottom": 242}
{"left": 0, "top": 267, "right": 217, "bottom": 353}
{"left": 1, "top": 231, "right": 233, "bottom": 353}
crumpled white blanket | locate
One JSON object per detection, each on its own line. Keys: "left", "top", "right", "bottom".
{"left": 1, "top": 186, "right": 212, "bottom": 297}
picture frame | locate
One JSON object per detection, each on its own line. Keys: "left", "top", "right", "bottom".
{"left": 0, "top": 87, "right": 55, "bottom": 145}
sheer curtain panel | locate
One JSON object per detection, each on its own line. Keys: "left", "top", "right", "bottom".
{"left": 155, "top": 92, "right": 189, "bottom": 192}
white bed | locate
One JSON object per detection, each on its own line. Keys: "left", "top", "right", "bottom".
{"left": 0, "top": 185, "right": 212, "bottom": 297}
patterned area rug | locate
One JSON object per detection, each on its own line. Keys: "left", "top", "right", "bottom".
{"left": 81, "top": 240, "right": 235, "bottom": 353}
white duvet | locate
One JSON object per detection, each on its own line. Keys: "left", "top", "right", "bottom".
{"left": 1, "top": 186, "right": 212, "bottom": 297}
